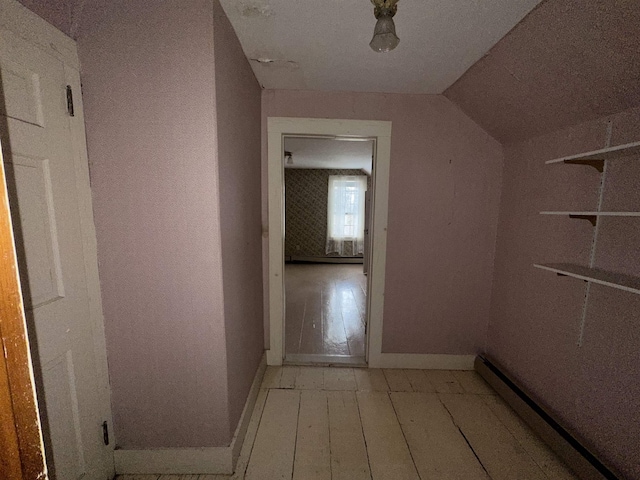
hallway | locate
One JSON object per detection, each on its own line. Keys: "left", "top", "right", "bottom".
{"left": 118, "top": 367, "right": 577, "bottom": 480}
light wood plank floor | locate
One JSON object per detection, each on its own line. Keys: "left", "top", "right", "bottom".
{"left": 117, "top": 367, "right": 578, "bottom": 480}
{"left": 285, "top": 264, "right": 366, "bottom": 357}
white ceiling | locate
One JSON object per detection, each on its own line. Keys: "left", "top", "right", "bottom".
{"left": 284, "top": 137, "right": 374, "bottom": 173}
{"left": 219, "top": 0, "right": 543, "bottom": 94}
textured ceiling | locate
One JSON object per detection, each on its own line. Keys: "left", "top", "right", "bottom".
{"left": 219, "top": 0, "right": 542, "bottom": 94}
{"left": 284, "top": 137, "right": 374, "bottom": 173}
{"left": 444, "top": 0, "right": 640, "bottom": 143}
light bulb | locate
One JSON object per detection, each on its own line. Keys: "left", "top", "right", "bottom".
{"left": 369, "top": 14, "right": 400, "bottom": 53}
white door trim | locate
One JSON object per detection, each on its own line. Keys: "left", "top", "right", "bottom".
{"left": 266, "top": 117, "right": 391, "bottom": 367}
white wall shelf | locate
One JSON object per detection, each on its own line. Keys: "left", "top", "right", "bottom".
{"left": 534, "top": 263, "right": 640, "bottom": 295}
{"left": 537, "top": 138, "right": 640, "bottom": 345}
{"left": 540, "top": 211, "right": 640, "bottom": 217}
{"left": 540, "top": 211, "right": 640, "bottom": 226}
{"left": 545, "top": 141, "right": 640, "bottom": 172}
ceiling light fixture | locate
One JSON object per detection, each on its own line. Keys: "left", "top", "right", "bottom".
{"left": 369, "top": 0, "right": 400, "bottom": 53}
{"left": 285, "top": 151, "right": 294, "bottom": 165}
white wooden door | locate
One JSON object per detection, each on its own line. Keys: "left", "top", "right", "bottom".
{"left": 0, "top": 19, "right": 114, "bottom": 480}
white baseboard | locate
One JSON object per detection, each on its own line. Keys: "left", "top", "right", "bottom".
{"left": 230, "top": 353, "right": 267, "bottom": 467}
{"left": 115, "top": 353, "right": 267, "bottom": 475}
{"left": 370, "top": 353, "right": 475, "bottom": 370}
{"left": 114, "top": 447, "right": 232, "bottom": 475}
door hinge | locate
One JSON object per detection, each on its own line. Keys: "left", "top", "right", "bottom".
{"left": 102, "top": 421, "right": 109, "bottom": 445}
{"left": 66, "top": 85, "right": 75, "bottom": 117}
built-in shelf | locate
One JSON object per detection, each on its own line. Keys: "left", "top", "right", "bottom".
{"left": 541, "top": 211, "right": 640, "bottom": 217}
{"left": 540, "top": 211, "right": 640, "bottom": 226}
{"left": 533, "top": 263, "right": 640, "bottom": 295}
{"left": 545, "top": 141, "right": 640, "bottom": 170}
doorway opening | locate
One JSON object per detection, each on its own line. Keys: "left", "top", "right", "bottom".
{"left": 283, "top": 136, "right": 374, "bottom": 365}
{"left": 267, "top": 118, "right": 392, "bottom": 368}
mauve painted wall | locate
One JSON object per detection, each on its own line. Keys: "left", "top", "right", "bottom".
{"left": 488, "top": 107, "right": 640, "bottom": 478}
{"left": 262, "top": 90, "right": 504, "bottom": 354}
{"left": 444, "top": 0, "right": 640, "bottom": 144}
{"left": 212, "top": 0, "right": 264, "bottom": 438}
{"left": 77, "top": 1, "right": 231, "bottom": 447}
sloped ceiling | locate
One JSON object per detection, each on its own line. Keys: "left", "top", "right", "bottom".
{"left": 444, "top": 0, "right": 640, "bottom": 143}
{"left": 16, "top": 0, "right": 82, "bottom": 38}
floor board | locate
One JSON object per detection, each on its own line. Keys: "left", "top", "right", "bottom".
{"left": 438, "top": 393, "right": 549, "bottom": 480}
{"left": 423, "top": 370, "right": 465, "bottom": 393}
{"left": 293, "top": 391, "right": 331, "bottom": 480}
{"left": 481, "top": 394, "right": 577, "bottom": 480}
{"left": 285, "top": 264, "right": 366, "bottom": 357}
{"left": 391, "top": 392, "right": 489, "bottom": 479}
{"left": 327, "top": 391, "right": 371, "bottom": 480}
{"left": 245, "top": 389, "right": 300, "bottom": 480}
{"left": 354, "top": 368, "right": 389, "bottom": 391}
{"left": 383, "top": 369, "right": 413, "bottom": 392}
{"left": 116, "top": 367, "right": 578, "bottom": 480}
{"left": 295, "top": 366, "right": 325, "bottom": 390}
{"left": 357, "top": 391, "right": 420, "bottom": 479}
{"left": 403, "top": 369, "right": 436, "bottom": 393}
{"left": 323, "top": 367, "right": 357, "bottom": 391}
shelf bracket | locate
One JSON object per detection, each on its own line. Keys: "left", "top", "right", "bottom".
{"left": 569, "top": 214, "right": 597, "bottom": 226}
{"left": 563, "top": 159, "right": 604, "bottom": 172}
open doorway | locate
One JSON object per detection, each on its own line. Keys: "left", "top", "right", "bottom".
{"left": 267, "top": 117, "right": 391, "bottom": 368}
{"left": 283, "top": 137, "right": 374, "bottom": 365}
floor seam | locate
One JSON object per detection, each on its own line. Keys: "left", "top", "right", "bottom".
{"left": 290, "top": 390, "right": 302, "bottom": 479}
{"left": 438, "top": 394, "right": 493, "bottom": 479}
{"left": 325, "top": 392, "right": 332, "bottom": 480}
{"left": 481, "top": 395, "right": 552, "bottom": 480}
{"left": 388, "top": 392, "right": 423, "bottom": 479}
{"left": 354, "top": 392, "right": 374, "bottom": 480}
{"left": 457, "top": 425, "right": 492, "bottom": 478}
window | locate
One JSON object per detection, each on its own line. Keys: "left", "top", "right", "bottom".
{"left": 326, "top": 175, "right": 367, "bottom": 256}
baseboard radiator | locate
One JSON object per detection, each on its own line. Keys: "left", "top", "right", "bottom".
{"left": 475, "top": 355, "right": 621, "bottom": 480}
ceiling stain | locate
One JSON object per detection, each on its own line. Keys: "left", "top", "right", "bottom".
{"left": 239, "top": 2, "right": 273, "bottom": 18}
{"left": 250, "top": 58, "right": 299, "bottom": 69}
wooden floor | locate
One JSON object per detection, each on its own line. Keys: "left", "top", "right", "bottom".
{"left": 117, "top": 367, "right": 578, "bottom": 480}
{"left": 285, "top": 264, "right": 366, "bottom": 358}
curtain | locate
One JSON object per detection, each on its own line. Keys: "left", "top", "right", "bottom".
{"left": 326, "top": 175, "right": 367, "bottom": 256}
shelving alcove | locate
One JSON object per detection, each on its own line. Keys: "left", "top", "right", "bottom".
{"left": 534, "top": 140, "right": 640, "bottom": 295}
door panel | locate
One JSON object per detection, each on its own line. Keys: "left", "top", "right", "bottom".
{"left": 42, "top": 352, "right": 86, "bottom": 479}
{"left": 0, "top": 57, "right": 45, "bottom": 127}
{"left": 9, "top": 155, "right": 64, "bottom": 308}
{"left": 0, "top": 19, "right": 113, "bottom": 480}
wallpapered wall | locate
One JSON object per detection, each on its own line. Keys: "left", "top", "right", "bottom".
{"left": 285, "top": 168, "right": 370, "bottom": 258}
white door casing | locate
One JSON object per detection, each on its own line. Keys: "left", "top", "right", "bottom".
{"left": 267, "top": 118, "right": 391, "bottom": 367}
{"left": 0, "top": 2, "right": 114, "bottom": 479}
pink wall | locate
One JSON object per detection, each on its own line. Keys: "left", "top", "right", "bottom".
{"left": 262, "top": 90, "right": 504, "bottom": 354}
{"left": 78, "top": 1, "right": 231, "bottom": 448}
{"left": 488, "top": 107, "right": 640, "bottom": 479}
{"left": 212, "top": 1, "right": 264, "bottom": 437}
{"left": 444, "top": 0, "right": 640, "bottom": 144}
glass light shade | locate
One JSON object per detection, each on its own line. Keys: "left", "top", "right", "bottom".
{"left": 369, "top": 14, "right": 400, "bottom": 53}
